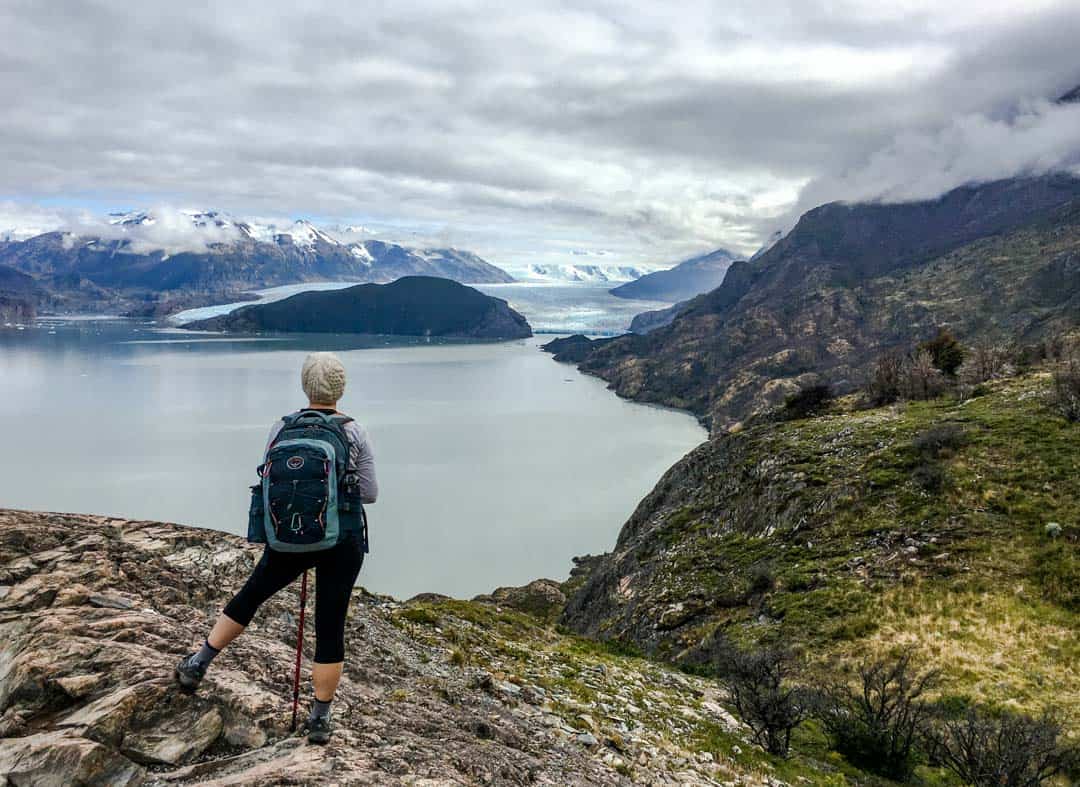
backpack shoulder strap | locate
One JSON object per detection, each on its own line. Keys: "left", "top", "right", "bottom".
{"left": 277, "top": 411, "right": 352, "bottom": 455}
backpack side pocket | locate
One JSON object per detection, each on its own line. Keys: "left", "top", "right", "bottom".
{"left": 247, "top": 484, "right": 267, "bottom": 544}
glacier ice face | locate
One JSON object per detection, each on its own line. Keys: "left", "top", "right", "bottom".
{"left": 523, "top": 263, "right": 650, "bottom": 283}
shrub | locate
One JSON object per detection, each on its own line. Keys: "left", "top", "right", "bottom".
{"left": 715, "top": 644, "right": 809, "bottom": 757}
{"left": 400, "top": 607, "right": 440, "bottom": 626}
{"left": 1050, "top": 355, "right": 1080, "bottom": 422}
{"left": 912, "top": 462, "right": 947, "bottom": 493}
{"left": 903, "top": 350, "right": 947, "bottom": 400}
{"left": 782, "top": 383, "right": 833, "bottom": 420}
{"left": 866, "top": 352, "right": 905, "bottom": 405}
{"left": 926, "top": 706, "right": 1078, "bottom": 786}
{"left": 912, "top": 423, "right": 967, "bottom": 456}
{"left": 910, "top": 424, "right": 966, "bottom": 493}
{"left": 815, "top": 652, "right": 938, "bottom": 781}
{"left": 919, "top": 328, "right": 966, "bottom": 376}
{"left": 746, "top": 563, "right": 776, "bottom": 596}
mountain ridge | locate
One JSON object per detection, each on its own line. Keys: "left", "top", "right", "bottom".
{"left": 558, "top": 174, "right": 1080, "bottom": 432}
{"left": 609, "top": 248, "right": 739, "bottom": 303}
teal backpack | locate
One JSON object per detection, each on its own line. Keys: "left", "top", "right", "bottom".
{"left": 247, "top": 410, "right": 365, "bottom": 553}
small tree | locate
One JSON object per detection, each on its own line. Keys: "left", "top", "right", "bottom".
{"left": 1051, "top": 354, "right": 1080, "bottom": 422}
{"left": 926, "top": 707, "right": 1077, "bottom": 787}
{"left": 815, "top": 652, "right": 938, "bottom": 781}
{"left": 866, "top": 352, "right": 904, "bottom": 405}
{"left": 919, "top": 328, "right": 965, "bottom": 376}
{"left": 957, "top": 342, "right": 1010, "bottom": 400}
{"left": 715, "top": 645, "right": 809, "bottom": 757}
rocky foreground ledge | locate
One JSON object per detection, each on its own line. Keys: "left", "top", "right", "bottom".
{"left": 0, "top": 509, "right": 779, "bottom": 786}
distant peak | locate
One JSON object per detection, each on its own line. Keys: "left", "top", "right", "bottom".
{"left": 1057, "top": 84, "right": 1080, "bottom": 104}
{"left": 107, "top": 210, "right": 155, "bottom": 227}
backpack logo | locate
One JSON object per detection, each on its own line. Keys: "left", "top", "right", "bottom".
{"left": 286, "top": 456, "right": 305, "bottom": 470}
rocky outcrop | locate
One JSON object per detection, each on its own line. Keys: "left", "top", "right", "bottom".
{"left": 0, "top": 509, "right": 780, "bottom": 786}
{"left": 184, "top": 276, "right": 532, "bottom": 340}
{"left": 540, "top": 335, "right": 615, "bottom": 364}
{"left": 628, "top": 301, "right": 688, "bottom": 335}
{"left": 472, "top": 579, "right": 567, "bottom": 621}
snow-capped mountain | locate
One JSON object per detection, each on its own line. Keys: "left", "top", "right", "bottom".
{"left": 0, "top": 209, "right": 514, "bottom": 316}
{"left": 524, "top": 264, "right": 648, "bottom": 283}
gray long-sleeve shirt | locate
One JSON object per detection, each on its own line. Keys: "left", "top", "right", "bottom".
{"left": 266, "top": 414, "right": 379, "bottom": 504}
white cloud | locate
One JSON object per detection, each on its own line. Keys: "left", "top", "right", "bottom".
{"left": 0, "top": 0, "right": 1078, "bottom": 266}
{"left": 786, "top": 99, "right": 1080, "bottom": 229}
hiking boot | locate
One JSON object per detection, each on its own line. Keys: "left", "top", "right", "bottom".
{"left": 174, "top": 653, "right": 206, "bottom": 693}
{"left": 306, "top": 711, "right": 333, "bottom": 745}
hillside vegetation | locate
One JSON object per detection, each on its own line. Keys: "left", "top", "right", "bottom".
{"left": 562, "top": 367, "right": 1079, "bottom": 743}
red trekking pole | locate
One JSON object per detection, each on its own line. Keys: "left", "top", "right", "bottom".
{"left": 290, "top": 569, "right": 309, "bottom": 732}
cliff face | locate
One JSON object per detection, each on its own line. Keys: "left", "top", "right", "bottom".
{"left": 184, "top": 276, "right": 532, "bottom": 340}
{"left": 0, "top": 509, "right": 793, "bottom": 786}
{"left": 564, "top": 175, "right": 1080, "bottom": 432}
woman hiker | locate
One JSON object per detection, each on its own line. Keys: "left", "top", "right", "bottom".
{"left": 174, "top": 352, "right": 377, "bottom": 744}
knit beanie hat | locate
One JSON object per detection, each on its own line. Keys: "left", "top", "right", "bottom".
{"left": 301, "top": 352, "right": 346, "bottom": 404}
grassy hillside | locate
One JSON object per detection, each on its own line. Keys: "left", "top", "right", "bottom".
{"left": 561, "top": 369, "right": 1079, "bottom": 737}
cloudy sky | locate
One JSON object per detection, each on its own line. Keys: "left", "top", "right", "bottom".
{"left": 1, "top": 0, "right": 1078, "bottom": 269}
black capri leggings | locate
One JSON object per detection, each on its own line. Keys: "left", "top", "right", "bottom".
{"left": 223, "top": 534, "right": 364, "bottom": 663}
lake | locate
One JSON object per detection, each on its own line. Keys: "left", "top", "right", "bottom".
{"left": 0, "top": 318, "right": 704, "bottom": 599}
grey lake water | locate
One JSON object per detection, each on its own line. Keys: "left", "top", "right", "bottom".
{"left": 0, "top": 306, "right": 703, "bottom": 599}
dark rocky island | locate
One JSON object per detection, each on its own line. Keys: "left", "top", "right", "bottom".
{"left": 183, "top": 276, "right": 533, "bottom": 340}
